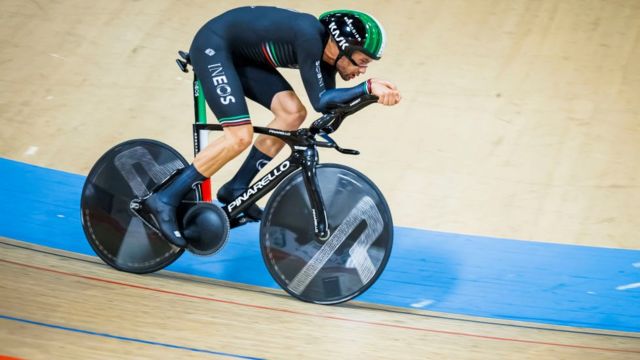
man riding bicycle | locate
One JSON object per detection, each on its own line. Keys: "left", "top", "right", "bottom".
{"left": 144, "top": 6, "right": 402, "bottom": 247}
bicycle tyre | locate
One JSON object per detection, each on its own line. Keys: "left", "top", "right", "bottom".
{"left": 260, "top": 164, "right": 393, "bottom": 304}
{"left": 80, "top": 139, "right": 196, "bottom": 274}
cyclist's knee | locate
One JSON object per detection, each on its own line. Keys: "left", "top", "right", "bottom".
{"left": 271, "top": 91, "right": 307, "bottom": 129}
{"left": 287, "top": 106, "right": 307, "bottom": 128}
{"left": 224, "top": 125, "right": 254, "bottom": 154}
{"left": 276, "top": 105, "right": 307, "bottom": 129}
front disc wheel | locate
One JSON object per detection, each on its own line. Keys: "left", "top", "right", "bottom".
{"left": 260, "top": 164, "right": 393, "bottom": 304}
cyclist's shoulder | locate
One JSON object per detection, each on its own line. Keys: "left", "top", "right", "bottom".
{"left": 285, "top": 9, "right": 324, "bottom": 33}
{"left": 289, "top": 11, "right": 325, "bottom": 42}
{"left": 220, "top": 6, "right": 323, "bottom": 34}
{"left": 219, "top": 6, "right": 311, "bottom": 19}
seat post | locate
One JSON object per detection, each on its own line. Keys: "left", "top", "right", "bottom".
{"left": 193, "top": 75, "right": 207, "bottom": 125}
{"left": 191, "top": 73, "right": 214, "bottom": 202}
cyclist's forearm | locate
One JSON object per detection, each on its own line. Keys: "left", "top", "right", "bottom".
{"left": 317, "top": 80, "right": 371, "bottom": 112}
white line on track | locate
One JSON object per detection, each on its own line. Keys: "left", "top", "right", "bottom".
{"left": 615, "top": 283, "right": 640, "bottom": 291}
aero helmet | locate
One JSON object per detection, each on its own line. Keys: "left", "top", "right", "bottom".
{"left": 319, "top": 10, "right": 387, "bottom": 61}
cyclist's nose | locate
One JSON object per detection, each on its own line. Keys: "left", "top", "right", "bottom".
{"left": 359, "top": 67, "right": 367, "bottom": 75}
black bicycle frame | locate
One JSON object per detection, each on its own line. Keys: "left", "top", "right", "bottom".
{"left": 193, "top": 123, "right": 331, "bottom": 238}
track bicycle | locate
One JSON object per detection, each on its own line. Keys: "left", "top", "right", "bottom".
{"left": 80, "top": 51, "right": 393, "bottom": 304}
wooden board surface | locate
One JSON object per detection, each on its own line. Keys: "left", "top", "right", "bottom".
{"left": 1, "top": 0, "right": 639, "bottom": 358}
{"left": 2, "top": 240, "right": 638, "bottom": 359}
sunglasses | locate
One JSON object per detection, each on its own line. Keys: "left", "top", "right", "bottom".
{"left": 344, "top": 54, "right": 369, "bottom": 68}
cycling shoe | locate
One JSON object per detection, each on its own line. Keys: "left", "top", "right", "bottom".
{"left": 143, "top": 192, "right": 187, "bottom": 248}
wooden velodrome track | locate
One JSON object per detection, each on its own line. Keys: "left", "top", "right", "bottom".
{"left": 1, "top": 0, "right": 639, "bottom": 359}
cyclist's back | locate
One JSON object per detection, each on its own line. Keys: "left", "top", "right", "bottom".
{"left": 201, "top": 6, "right": 323, "bottom": 54}
{"left": 190, "top": 6, "right": 335, "bottom": 118}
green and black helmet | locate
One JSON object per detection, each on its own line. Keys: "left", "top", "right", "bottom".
{"left": 319, "top": 10, "right": 387, "bottom": 61}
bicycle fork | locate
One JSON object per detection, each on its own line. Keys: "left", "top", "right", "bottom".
{"left": 299, "top": 147, "right": 331, "bottom": 241}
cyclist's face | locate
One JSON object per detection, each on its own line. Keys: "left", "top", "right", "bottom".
{"left": 337, "top": 52, "right": 373, "bottom": 81}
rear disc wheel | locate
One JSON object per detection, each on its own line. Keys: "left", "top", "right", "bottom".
{"left": 80, "top": 139, "right": 197, "bottom": 273}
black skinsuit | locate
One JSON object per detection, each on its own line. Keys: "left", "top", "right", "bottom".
{"left": 189, "top": 6, "right": 369, "bottom": 127}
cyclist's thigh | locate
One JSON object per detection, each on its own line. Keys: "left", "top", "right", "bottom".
{"left": 190, "top": 34, "right": 251, "bottom": 127}
{"left": 236, "top": 63, "right": 293, "bottom": 111}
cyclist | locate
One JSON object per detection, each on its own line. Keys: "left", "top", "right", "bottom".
{"left": 144, "top": 6, "right": 402, "bottom": 247}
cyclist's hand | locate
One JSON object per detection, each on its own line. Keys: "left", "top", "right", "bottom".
{"left": 370, "top": 79, "right": 401, "bottom": 106}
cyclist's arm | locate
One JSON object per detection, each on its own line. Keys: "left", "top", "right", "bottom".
{"left": 317, "top": 81, "right": 371, "bottom": 110}
{"left": 299, "top": 59, "right": 371, "bottom": 112}
{"left": 297, "top": 31, "right": 370, "bottom": 113}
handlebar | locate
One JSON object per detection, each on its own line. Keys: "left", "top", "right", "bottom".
{"left": 309, "top": 94, "right": 379, "bottom": 135}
